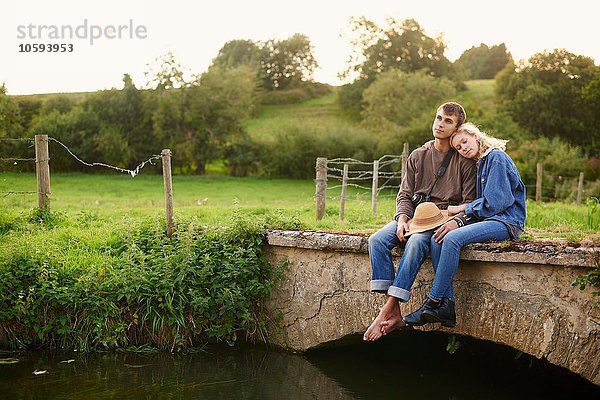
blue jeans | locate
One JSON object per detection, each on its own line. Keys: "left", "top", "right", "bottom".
{"left": 369, "top": 220, "right": 435, "bottom": 302}
{"left": 428, "top": 220, "right": 510, "bottom": 301}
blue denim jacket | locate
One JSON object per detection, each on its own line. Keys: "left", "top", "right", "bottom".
{"left": 464, "top": 148, "right": 527, "bottom": 238}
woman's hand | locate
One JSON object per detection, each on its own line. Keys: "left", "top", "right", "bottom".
{"left": 433, "top": 219, "right": 458, "bottom": 243}
{"left": 447, "top": 204, "right": 466, "bottom": 215}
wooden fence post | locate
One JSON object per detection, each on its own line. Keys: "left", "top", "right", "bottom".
{"left": 339, "top": 163, "right": 348, "bottom": 221}
{"left": 315, "top": 157, "right": 327, "bottom": 220}
{"left": 161, "top": 149, "right": 174, "bottom": 238}
{"left": 577, "top": 172, "right": 584, "bottom": 205}
{"left": 371, "top": 159, "right": 379, "bottom": 216}
{"left": 34, "top": 134, "right": 51, "bottom": 210}
{"left": 401, "top": 142, "right": 409, "bottom": 181}
{"left": 536, "top": 162, "right": 543, "bottom": 202}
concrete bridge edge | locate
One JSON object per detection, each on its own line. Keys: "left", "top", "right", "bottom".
{"left": 263, "top": 230, "right": 600, "bottom": 386}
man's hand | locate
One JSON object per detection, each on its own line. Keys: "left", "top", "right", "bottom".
{"left": 396, "top": 216, "right": 410, "bottom": 242}
{"left": 433, "top": 219, "right": 458, "bottom": 243}
{"left": 421, "top": 140, "right": 434, "bottom": 150}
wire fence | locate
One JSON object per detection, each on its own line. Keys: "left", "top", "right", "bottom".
{"left": 0, "top": 137, "right": 38, "bottom": 196}
{"left": 314, "top": 147, "right": 594, "bottom": 221}
{"left": 0, "top": 134, "right": 175, "bottom": 236}
{"left": 315, "top": 143, "right": 411, "bottom": 220}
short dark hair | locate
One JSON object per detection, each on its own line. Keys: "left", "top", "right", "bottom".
{"left": 440, "top": 102, "right": 467, "bottom": 127}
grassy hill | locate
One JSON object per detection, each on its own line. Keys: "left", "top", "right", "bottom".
{"left": 246, "top": 89, "right": 359, "bottom": 142}
{"left": 246, "top": 80, "right": 496, "bottom": 142}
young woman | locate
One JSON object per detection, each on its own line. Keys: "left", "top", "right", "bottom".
{"left": 401, "top": 122, "right": 527, "bottom": 328}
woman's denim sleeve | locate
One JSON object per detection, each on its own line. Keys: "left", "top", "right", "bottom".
{"left": 465, "top": 152, "right": 518, "bottom": 219}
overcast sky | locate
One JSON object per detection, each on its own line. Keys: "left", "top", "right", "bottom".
{"left": 4, "top": 0, "right": 599, "bottom": 95}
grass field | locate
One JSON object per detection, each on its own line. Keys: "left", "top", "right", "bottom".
{"left": 1, "top": 172, "right": 598, "bottom": 242}
{"left": 3, "top": 81, "right": 598, "bottom": 242}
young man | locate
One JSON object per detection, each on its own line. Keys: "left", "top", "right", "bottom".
{"left": 363, "top": 102, "right": 476, "bottom": 341}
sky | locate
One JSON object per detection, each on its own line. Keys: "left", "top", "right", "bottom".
{"left": 3, "top": 0, "right": 599, "bottom": 95}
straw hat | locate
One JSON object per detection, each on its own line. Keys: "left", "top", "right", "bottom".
{"left": 405, "top": 202, "right": 454, "bottom": 236}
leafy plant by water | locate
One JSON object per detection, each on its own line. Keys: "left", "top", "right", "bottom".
{"left": 0, "top": 208, "right": 285, "bottom": 352}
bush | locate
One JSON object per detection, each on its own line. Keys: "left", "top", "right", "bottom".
{"left": 259, "top": 125, "right": 376, "bottom": 179}
{"left": 0, "top": 210, "right": 284, "bottom": 351}
{"left": 260, "top": 83, "right": 333, "bottom": 105}
{"left": 361, "top": 70, "right": 458, "bottom": 136}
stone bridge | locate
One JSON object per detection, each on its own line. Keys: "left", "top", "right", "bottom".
{"left": 263, "top": 230, "right": 600, "bottom": 386}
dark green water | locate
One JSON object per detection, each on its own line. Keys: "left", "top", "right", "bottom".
{"left": 1, "top": 332, "right": 598, "bottom": 399}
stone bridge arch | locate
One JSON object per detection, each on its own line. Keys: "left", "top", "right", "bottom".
{"left": 264, "top": 230, "right": 600, "bottom": 386}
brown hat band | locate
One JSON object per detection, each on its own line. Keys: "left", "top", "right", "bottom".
{"left": 413, "top": 213, "right": 445, "bottom": 226}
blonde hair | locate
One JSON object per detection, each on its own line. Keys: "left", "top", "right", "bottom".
{"left": 451, "top": 122, "right": 508, "bottom": 159}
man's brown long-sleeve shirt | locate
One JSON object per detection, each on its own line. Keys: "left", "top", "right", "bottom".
{"left": 394, "top": 145, "right": 477, "bottom": 221}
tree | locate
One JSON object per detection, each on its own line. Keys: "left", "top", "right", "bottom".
{"left": 0, "top": 84, "right": 23, "bottom": 138}
{"left": 339, "top": 17, "right": 457, "bottom": 112}
{"left": 210, "top": 35, "right": 319, "bottom": 92}
{"left": 455, "top": 43, "right": 512, "bottom": 79}
{"left": 31, "top": 106, "right": 101, "bottom": 171}
{"left": 342, "top": 17, "right": 454, "bottom": 82}
{"left": 144, "top": 55, "right": 260, "bottom": 174}
{"left": 211, "top": 39, "right": 260, "bottom": 70}
{"left": 14, "top": 97, "right": 42, "bottom": 132}
{"left": 361, "top": 70, "right": 457, "bottom": 153}
{"left": 39, "top": 95, "right": 76, "bottom": 115}
{"left": 185, "top": 65, "right": 259, "bottom": 173}
{"left": 362, "top": 70, "right": 457, "bottom": 135}
{"left": 77, "top": 74, "right": 153, "bottom": 168}
{"left": 144, "top": 52, "right": 188, "bottom": 90}
{"left": 496, "top": 49, "right": 599, "bottom": 154}
{"left": 258, "top": 34, "right": 318, "bottom": 90}
{"left": 581, "top": 70, "right": 600, "bottom": 147}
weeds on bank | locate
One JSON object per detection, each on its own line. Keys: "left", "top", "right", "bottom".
{"left": 0, "top": 207, "right": 289, "bottom": 352}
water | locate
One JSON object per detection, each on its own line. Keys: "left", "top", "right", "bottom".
{"left": 1, "top": 332, "right": 598, "bottom": 399}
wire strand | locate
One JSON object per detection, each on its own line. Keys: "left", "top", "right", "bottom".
{"left": 48, "top": 137, "right": 161, "bottom": 177}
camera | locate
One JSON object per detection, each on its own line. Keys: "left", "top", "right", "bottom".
{"left": 411, "top": 193, "right": 430, "bottom": 207}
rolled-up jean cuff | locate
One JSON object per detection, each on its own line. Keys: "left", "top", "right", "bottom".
{"left": 387, "top": 286, "right": 410, "bottom": 302}
{"left": 370, "top": 279, "right": 392, "bottom": 292}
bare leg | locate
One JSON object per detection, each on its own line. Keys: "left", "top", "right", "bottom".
{"left": 363, "top": 296, "right": 403, "bottom": 341}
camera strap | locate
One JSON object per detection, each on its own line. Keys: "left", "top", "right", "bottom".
{"left": 426, "top": 148, "right": 456, "bottom": 197}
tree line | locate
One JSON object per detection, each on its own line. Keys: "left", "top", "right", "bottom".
{"left": 1, "top": 17, "right": 598, "bottom": 197}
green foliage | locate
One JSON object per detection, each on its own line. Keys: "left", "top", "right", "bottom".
{"left": 587, "top": 197, "right": 599, "bottom": 231}
{"left": 144, "top": 52, "right": 188, "bottom": 90}
{"left": 260, "top": 82, "right": 332, "bottom": 105}
{"left": 508, "top": 136, "right": 591, "bottom": 201}
{"left": 446, "top": 334, "right": 461, "bottom": 354}
{"left": 211, "top": 39, "right": 261, "bottom": 71}
{"left": 211, "top": 35, "right": 318, "bottom": 91}
{"left": 455, "top": 43, "right": 512, "bottom": 80}
{"left": 571, "top": 197, "right": 599, "bottom": 298}
{"left": 0, "top": 209, "right": 284, "bottom": 351}
{"left": 260, "top": 125, "right": 376, "bottom": 179}
{"left": 361, "top": 70, "right": 457, "bottom": 136}
{"left": 32, "top": 106, "right": 103, "bottom": 171}
{"left": 39, "top": 94, "right": 77, "bottom": 115}
{"left": 12, "top": 97, "right": 42, "bottom": 132}
{"left": 258, "top": 34, "right": 318, "bottom": 90}
{"left": 337, "top": 79, "right": 371, "bottom": 114}
{"left": 343, "top": 17, "right": 454, "bottom": 82}
{"left": 495, "top": 49, "right": 600, "bottom": 154}
{"left": 339, "top": 17, "right": 459, "bottom": 112}
{"left": 184, "top": 65, "right": 260, "bottom": 173}
{"left": 0, "top": 84, "right": 24, "bottom": 138}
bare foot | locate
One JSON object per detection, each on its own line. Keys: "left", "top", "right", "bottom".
{"left": 363, "top": 297, "right": 399, "bottom": 341}
{"left": 363, "top": 313, "right": 385, "bottom": 341}
{"left": 380, "top": 314, "right": 406, "bottom": 335}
